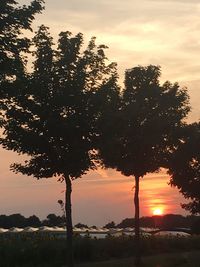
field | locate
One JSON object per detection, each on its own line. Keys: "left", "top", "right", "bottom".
{"left": 77, "top": 251, "right": 200, "bottom": 267}
{"left": 0, "top": 234, "right": 200, "bottom": 266}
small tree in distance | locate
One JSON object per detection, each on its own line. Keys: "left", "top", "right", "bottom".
{"left": 0, "top": 25, "right": 118, "bottom": 267}
{"left": 104, "top": 221, "right": 116, "bottom": 229}
{"left": 97, "top": 65, "right": 190, "bottom": 266}
{"left": 74, "top": 223, "right": 88, "bottom": 229}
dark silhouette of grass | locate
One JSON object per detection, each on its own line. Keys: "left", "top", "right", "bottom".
{"left": 0, "top": 234, "right": 200, "bottom": 266}
{"left": 76, "top": 251, "right": 200, "bottom": 267}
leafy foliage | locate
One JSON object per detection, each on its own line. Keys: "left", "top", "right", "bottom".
{"left": 0, "top": 0, "right": 44, "bottom": 85}
{"left": 74, "top": 223, "right": 89, "bottom": 229}
{"left": 104, "top": 221, "right": 116, "bottom": 229}
{"left": 1, "top": 25, "right": 117, "bottom": 179}
{"left": 44, "top": 213, "right": 65, "bottom": 226}
{"left": 168, "top": 123, "right": 200, "bottom": 214}
{"left": 0, "top": 213, "right": 41, "bottom": 228}
{"left": 98, "top": 65, "right": 190, "bottom": 177}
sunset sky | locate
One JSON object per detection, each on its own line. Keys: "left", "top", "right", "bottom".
{"left": 0, "top": 0, "right": 199, "bottom": 226}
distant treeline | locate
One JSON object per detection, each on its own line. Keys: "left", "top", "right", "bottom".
{"left": 0, "top": 213, "right": 200, "bottom": 230}
{"left": 0, "top": 214, "right": 64, "bottom": 229}
{"left": 106, "top": 214, "right": 200, "bottom": 230}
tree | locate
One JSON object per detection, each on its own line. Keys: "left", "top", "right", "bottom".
{"left": 0, "top": 0, "right": 44, "bottom": 139}
{"left": 117, "top": 218, "right": 135, "bottom": 228}
{"left": 0, "top": 214, "right": 41, "bottom": 228}
{"left": 0, "top": 0, "right": 44, "bottom": 84}
{"left": 44, "top": 213, "right": 65, "bottom": 226}
{"left": 0, "top": 25, "right": 117, "bottom": 267}
{"left": 8, "top": 213, "right": 26, "bottom": 228}
{"left": 74, "top": 223, "right": 88, "bottom": 229}
{"left": 168, "top": 122, "right": 200, "bottom": 214}
{"left": 104, "top": 221, "right": 116, "bottom": 229}
{"left": 97, "top": 65, "right": 190, "bottom": 265}
{"left": 26, "top": 215, "right": 41, "bottom": 227}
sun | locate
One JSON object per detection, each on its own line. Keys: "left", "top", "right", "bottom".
{"left": 152, "top": 207, "right": 163, "bottom": 215}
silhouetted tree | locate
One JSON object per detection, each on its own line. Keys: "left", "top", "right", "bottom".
{"left": 117, "top": 218, "right": 135, "bottom": 228}
{"left": 26, "top": 215, "right": 41, "bottom": 227}
{"left": 0, "top": 0, "right": 44, "bottom": 85}
{"left": 1, "top": 213, "right": 198, "bottom": 229}
{"left": 0, "top": 215, "right": 7, "bottom": 228}
{"left": 12, "top": 214, "right": 25, "bottom": 228}
{"left": 0, "top": 25, "right": 117, "bottom": 267}
{"left": 0, "top": 214, "right": 34, "bottom": 228}
{"left": 116, "top": 215, "right": 196, "bottom": 229}
{"left": 161, "top": 214, "right": 187, "bottom": 229}
{"left": 104, "top": 221, "right": 116, "bottom": 229}
{"left": 74, "top": 223, "right": 88, "bottom": 229}
{"left": 140, "top": 217, "right": 154, "bottom": 228}
{"left": 44, "top": 213, "right": 65, "bottom": 226}
{"left": 97, "top": 65, "right": 190, "bottom": 265}
{"left": 168, "top": 122, "right": 200, "bottom": 214}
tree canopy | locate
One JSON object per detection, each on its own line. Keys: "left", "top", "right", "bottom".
{"left": 0, "top": 213, "right": 41, "bottom": 228}
{"left": 0, "top": 0, "right": 44, "bottom": 84}
{"left": 168, "top": 122, "right": 200, "bottom": 214}
{"left": 1, "top": 25, "right": 118, "bottom": 179}
{"left": 98, "top": 65, "right": 190, "bottom": 177}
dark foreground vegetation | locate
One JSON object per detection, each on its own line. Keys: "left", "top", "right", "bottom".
{"left": 77, "top": 251, "right": 200, "bottom": 267}
{"left": 0, "top": 235, "right": 200, "bottom": 267}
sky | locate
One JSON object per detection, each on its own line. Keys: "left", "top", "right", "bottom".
{"left": 0, "top": 0, "right": 200, "bottom": 226}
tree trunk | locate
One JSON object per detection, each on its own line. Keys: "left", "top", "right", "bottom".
{"left": 65, "top": 175, "right": 74, "bottom": 267}
{"left": 134, "top": 175, "right": 141, "bottom": 266}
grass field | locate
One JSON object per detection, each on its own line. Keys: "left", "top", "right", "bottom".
{"left": 77, "top": 251, "right": 200, "bottom": 267}
{"left": 0, "top": 234, "right": 200, "bottom": 266}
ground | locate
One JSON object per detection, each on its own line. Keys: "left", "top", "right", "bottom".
{"left": 76, "top": 251, "right": 200, "bottom": 267}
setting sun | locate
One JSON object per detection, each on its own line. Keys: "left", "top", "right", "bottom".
{"left": 153, "top": 208, "right": 163, "bottom": 215}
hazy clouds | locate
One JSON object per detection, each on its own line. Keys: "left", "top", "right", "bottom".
{"left": 31, "top": 0, "right": 200, "bottom": 121}
{"left": 26, "top": 0, "right": 200, "bottom": 86}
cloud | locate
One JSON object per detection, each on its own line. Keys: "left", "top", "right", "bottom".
{"left": 24, "top": 0, "right": 200, "bottom": 93}
{"left": 151, "top": 0, "right": 200, "bottom": 3}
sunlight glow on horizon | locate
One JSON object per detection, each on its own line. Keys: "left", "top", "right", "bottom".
{"left": 152, "top": 207, "right": 164, "bottom": 216}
